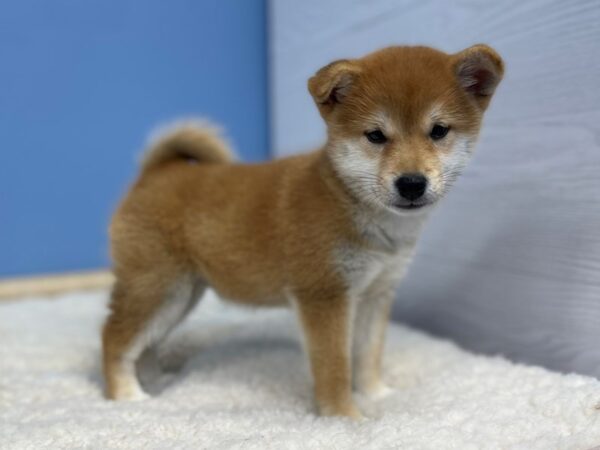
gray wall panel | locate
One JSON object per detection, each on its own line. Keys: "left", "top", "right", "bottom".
{"left": 270, "top": 0, "right": 600, "bottom": 376}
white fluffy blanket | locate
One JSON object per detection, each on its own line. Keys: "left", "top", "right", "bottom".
{"left": 1, "top": 290, "right": 599, "bottom": 449}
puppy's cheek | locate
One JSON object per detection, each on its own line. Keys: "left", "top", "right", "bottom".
{"left": 438, "top": 135, "right": 476, "bottom": 190}
{"left": 419, "top": 152, "right": 445, "bottom": 199}
{"left": 426, "top": 172, "right": 445, "bottom": 198}
{"left": 329, "top": 139, "right": 381, "bottom": 191}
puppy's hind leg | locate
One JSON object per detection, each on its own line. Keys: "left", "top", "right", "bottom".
{"left": 102, "top": 274, "right": 204, "bottom": 401}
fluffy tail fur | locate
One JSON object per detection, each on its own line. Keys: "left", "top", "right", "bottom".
{"left": 140, "top": 120, "right": 235, "bottom": 173}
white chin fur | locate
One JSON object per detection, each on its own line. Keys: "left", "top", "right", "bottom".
{"left": 387, "top": 203, "right": 435, "bottom": 216}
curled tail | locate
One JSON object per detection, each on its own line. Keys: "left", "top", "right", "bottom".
{"left": 140, "top": 120, "right": 235, "bottom": 174}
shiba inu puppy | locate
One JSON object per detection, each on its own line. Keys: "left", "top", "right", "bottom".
{"left": 103, "top": 44, "right": 503, "bottom": 418}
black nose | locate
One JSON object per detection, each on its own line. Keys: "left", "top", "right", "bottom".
{"left": 395, "top": 173, "right": 428, "bottom": 201}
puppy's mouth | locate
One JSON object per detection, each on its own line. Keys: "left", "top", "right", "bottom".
{"left": 393, "top": 201, "right": 432, "bottom": 211}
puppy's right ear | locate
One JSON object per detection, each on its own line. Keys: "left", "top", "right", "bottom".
{"left": 308, "top": 59, "right": 361, "bottom": 112}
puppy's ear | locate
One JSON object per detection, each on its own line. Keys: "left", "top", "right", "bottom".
{"left": 308, "top": 59, "right": 361, "bottom": 111}
{"left": 453, "top": 44, "right": 504, "bottom": 109}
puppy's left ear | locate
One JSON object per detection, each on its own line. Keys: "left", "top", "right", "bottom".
{"left": 453, "top": 44, "right": 504, "bottom": 110}
{"left": 308, "top": 59, "right": 361, "bottom": 114}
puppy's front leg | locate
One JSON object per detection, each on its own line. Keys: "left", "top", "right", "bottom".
{"left": 295, "top": 294, "right": 361, "bottom": 419}
{"left": 352, "top": 284, "right": 395, "bottom": 399}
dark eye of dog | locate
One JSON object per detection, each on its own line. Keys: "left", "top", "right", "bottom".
{"left": 365, "top": 129, "right": 387, "bottom": 144}
{"left": 430, "top": 124, "right": 450, "bottom": 140}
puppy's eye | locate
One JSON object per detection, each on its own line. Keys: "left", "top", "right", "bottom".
{"left": 365, "top": 129, "right": 387, "bottom": 144}
{"left": 430, "top": 124, "right": 450, "bottom": 140}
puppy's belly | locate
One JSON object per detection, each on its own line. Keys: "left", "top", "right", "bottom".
{"left": 200, "top": 269, "right": 287, "bottom": 307}
{"left": 214, "top": 291, "right": 288, "bottom": 307}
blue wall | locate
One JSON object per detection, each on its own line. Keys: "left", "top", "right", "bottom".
{"left": 0, "top": 0, "right": 268, "bottom": 277}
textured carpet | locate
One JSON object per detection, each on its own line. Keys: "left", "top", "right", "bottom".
{"left": 1, "top": 290, "right": 599, "bottom": 449}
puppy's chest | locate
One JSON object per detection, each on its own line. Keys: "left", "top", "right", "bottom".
{"left": 335, "top": 241, "right": 417, "bottom": 298}
{"left": 335, "top": 214, "right": 424, "bottom": 297}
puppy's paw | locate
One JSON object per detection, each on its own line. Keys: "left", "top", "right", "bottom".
{"left": 352, "top": 411, "right": 366, "bottom": 421}
{"left": 108, "top": 383, "right": 151, "bottom": 402}
{"left": 122, "top": 390, "right": 151, "bottom": 402}
{"left": 368, "top": 382, "right": 394, "bottom": 400}
{"left": 320, "top": 403, "right": 364, "bottom": 421}
{"left": 344, "top": 404, "right": 365, "bottom": 421}
{"left": 356, "top": 381, "right": 394, "bottom": 401}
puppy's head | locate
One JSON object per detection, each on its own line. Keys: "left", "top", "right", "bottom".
{"left": 309, "top": 45, "right": 504, "bottom": 214}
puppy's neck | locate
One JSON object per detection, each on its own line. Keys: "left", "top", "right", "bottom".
{"left": 357, "top": 206, "right": 428, "bottom": 254}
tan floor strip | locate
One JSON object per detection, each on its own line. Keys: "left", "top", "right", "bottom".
{"left": 0, "top": 270, "right": 114, "bottom": 300}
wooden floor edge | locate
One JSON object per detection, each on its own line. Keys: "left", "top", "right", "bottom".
{"left": 0, "top": 270, "right": 114, "bottom": 300}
